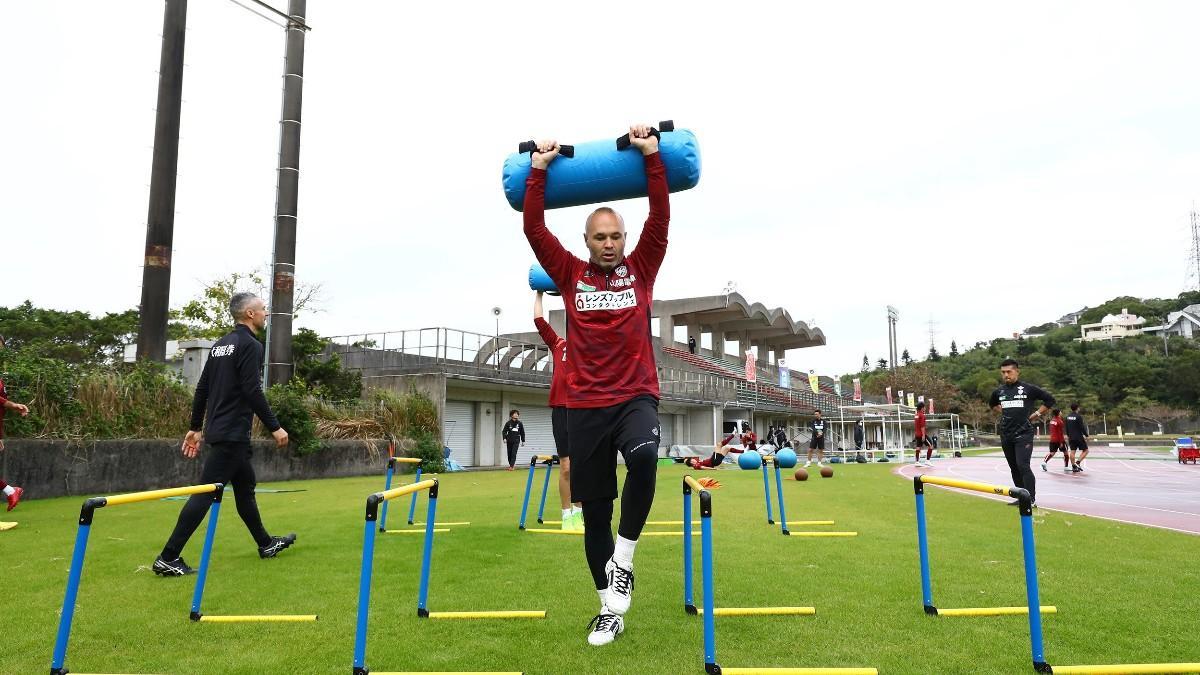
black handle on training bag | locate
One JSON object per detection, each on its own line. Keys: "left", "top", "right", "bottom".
{"left": 518, "top": 141, "right": 575, "bottom": 158}
{"left": 615, "top": 120, "right": 674, "bottom": 151}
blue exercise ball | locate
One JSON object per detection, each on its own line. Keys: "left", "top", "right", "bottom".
{"left": 738, "top": 450, "right": 762, "bottom": 470}
{"left": 775, "top": 448, "right": 798, "bottom": 468}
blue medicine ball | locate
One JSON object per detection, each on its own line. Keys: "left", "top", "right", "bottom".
{"left": 775, "top": 448, "right": 798, "bottom": 468}
{"left": 738, "top": 450, "right": 763, "bottom": 470}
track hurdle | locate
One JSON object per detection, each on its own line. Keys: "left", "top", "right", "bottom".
{"left": 517, "top": 454, "right": 558, "bottom": 529}
{"left": 914, "top": 475, "right": 1200, "bottom": 673}
{"left": 379, "top": 456, "right": 424, "bottom": 531}
{"left": 354, "top": 479, "right": 543, "bottom": 675}
{"left": 682, "top": 476, "right": 877, "bottom": 674}
{"left": 52, "top": 484, "right": 232, "bottom": 674}
{"left": 759, "top": 455, "right": 853, "bottom": 537}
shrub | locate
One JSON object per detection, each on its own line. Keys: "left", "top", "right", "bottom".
{"left": 409, "top": 429, "right": 445, "bottom": 474}
{"left": 265, "top": 381, "right": 321, "bottom": 455}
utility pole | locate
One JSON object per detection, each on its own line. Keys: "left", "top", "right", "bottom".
{"left": 886, "top": 306, "right": 899, "bottom": 372}
{"left": 135, "top": 0, "right": 187, "bottom": 362}
{"left": 1190, "top": 206, "right": 1200, "bottom": 291}
{"left": 265, "top": 0, "right": 310, "bottom": 386}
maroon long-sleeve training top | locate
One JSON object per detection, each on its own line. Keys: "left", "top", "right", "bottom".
{"left": 523, "top": 152, "right": 670, "bottom": 409}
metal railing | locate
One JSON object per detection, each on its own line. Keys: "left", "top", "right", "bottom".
{"left": 326, "top": 328, "right": 552, "bottom": 374}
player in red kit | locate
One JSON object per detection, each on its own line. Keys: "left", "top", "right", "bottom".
{"left": 913, "top": 401, "right": 934, "bottom": 467}
{"left": 523, "top": 125, "right": 669, "bottom": 646}
{"left": 534, "top": 291, "right": 583, "bottom": 531}
{"left": 1041, "top": 409, "right": 1070, "bottom": 472}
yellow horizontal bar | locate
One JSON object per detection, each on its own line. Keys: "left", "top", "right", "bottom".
{"left": 696, "top": 607, "right": 816, "bottom": 616}
{"left": 920, "top": 475, "right": 1012, "bottom": 497}
{"left": 106, "top": 483, "right": 220, "bottom": 507}
{"left": 937, "top": 606, "right": 1056, "bottom": 617}
{"left": 645, "top": 520, "right": 701, "bottom": 525}
{"left": 524, "top": 528, "right": 697, "bottom": 536}
{"left": 198, "top": 614, "right": 318, "bottom": 622}
{"left": 684, "top": 475, "right": 706, "bottom": 493}
{"left": 1052, "top": 664, "right": 1200, "bottom": 674}
{"left": 373, "top": 672, "right": 524, "bottom": 674}
{"left": 378, "top": 479, "right": 437, "bottom": 502}
{"left": 787, "top": 532, "right": 858, "bottom": 537}
{"left": 534, "top": 454, "right": 556, "bottom": 462}
{"left": 715, "top": 662, "right": 878, "bottom": 667}
{"left": 389, "top": 457, "right": 422, "bottom": 464}
{"left": 426, "top": 610, "right": 546, "bottom": 619}
{"left": 723, "top": 669, "right": 879, "bottom": 674}
{"left": 407, "top": 522, "right": 470, "bottom": 526}
{"left": 384, "top": 529, "right": 450, "bottom": 534}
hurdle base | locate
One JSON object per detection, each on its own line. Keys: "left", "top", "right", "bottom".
{"left": 383, "top": 529, "right": 450, "bottom": 534}
{"left": 782, "top": 529, "right": 790, "bottom": 535}
{"left": 195, "top": 613, "right": 319, "bottom": 622}
{"left": 1047, "top": 664, "right": 1200, "bottom": 674}
{"left": 419, "top": 608, "right": 546, "bottom": 619}
{"left": 717, "top": 668, "right": 879, "bottom": 674}
{"left": 927, "top": 605, "right": 1057, "bottom": 617}
{"left": 1035, "top": 662, "right": 1051, "bottom": 674}
{"left": 694, "top": 606, "right": 817, "bottom": 617}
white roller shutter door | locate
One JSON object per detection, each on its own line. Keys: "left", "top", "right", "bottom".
{"left": 516, "top": 405, "right": 556, "bottom": 465}
{"left": 443, "top": 400, "right": 476, "bottom": 467}
{"left": 658, "top": 413, "right": 674, "bottom": 451}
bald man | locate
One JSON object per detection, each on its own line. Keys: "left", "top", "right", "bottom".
{"left": 524, "top": 124, "right": 668, "bottom": 646}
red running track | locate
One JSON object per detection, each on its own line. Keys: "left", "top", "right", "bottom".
{"left": 895, "top": 447, "right": 1200, "bottom": 535}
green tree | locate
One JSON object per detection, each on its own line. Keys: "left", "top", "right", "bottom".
{"left": 292, "top": 328, "right": 362, "bottom": 401}
{"left": 876, "top": 358, "right": 888, "bottom": 370}
{"left": 901, "top": 349, "right": 912, "bottom": 366}
{"left": 928, "top": 345, "right": 941, "bottom": 361}
{"left": 178, "top": 267, "right": 322, "bottom": 339}
{"left": 861, "top": 354, "right": 870, "bottom": 372}
{"left": 949, "top": 340, "right": 959, "bottom": 358}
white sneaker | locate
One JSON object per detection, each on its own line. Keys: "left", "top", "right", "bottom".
{"left": 603, "top": 558, "right": 635, "bottom": 615}
{"left": 817, "top": 461, "right": 825, "bottom": 467}
{"left": 803, "top": 461, "right": 811, "bottom": 468}
{"left": 1041, "top": 462, "right": 1048, "bottom": 472}
{"left": 1062, "top": 466, "right": 1072, "bottom": 473}
{"left": 587, "top": 610, "right": 624, "bottom": 646}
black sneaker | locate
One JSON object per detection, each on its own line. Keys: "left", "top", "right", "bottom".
{"left": 153, "top": 555, "right": 196, "bottom": 576}
{"left": 258, "top": 533, "right": 297, "bottom": 559}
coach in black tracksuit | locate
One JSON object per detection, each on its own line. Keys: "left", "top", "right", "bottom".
{"left": 502, "top": 410, "right": 525, "bottom": 470}
{"left": 153, "top": 292, "right": 295, "bottom": 576}
{"left": 988, "top": 358, "right": 1055, "bottom": 505}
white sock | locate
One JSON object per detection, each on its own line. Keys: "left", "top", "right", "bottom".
{"left": 598, "top": 589, "right": 607, "bottom": 607}
{"left": 1, "top": 485, "right": 13, "bottom": 496}
{"left": 613, "top": 535, "right": 637, "bottom": 568}
{"left": 562, "top": 508, "right": 573, "bottom": 519}
{"left": 573, "top": 506, "right": 583, "bottom": 516}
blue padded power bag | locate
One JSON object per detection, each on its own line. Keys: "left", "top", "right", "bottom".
{"left": 502, "top": 127, "right": 701, "bottom": 212}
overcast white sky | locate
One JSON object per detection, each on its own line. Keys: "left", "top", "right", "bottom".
{"left": 4, "top": 1, "right": 1198, "bottom": 376}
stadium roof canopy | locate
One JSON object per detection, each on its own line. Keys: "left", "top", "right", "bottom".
{"left": 652, "top": 292, "right": 826, "bottom": 353}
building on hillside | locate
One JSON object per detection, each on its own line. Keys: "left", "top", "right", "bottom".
{"left": 324, "top": 293, "right": 863, "bottom": 468}
{"left": 1056, "top": 308, "right": 1087, "bottom": 326}
{"left": 1143, "top": 304, "right": 1200, "bottom": 340}
{"left": 1076, "top": 308, "right": 1146, "bottom": 342}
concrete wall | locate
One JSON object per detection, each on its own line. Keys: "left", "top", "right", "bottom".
{"left": 1, "top": 439, "right": 395, "bottom": 501}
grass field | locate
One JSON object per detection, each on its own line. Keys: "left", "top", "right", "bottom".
{"left": 6, "top": 460, "right": 1200, "bottom": 674}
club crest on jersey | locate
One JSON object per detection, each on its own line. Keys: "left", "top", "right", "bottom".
{"left": 1017, "top": 386, "right": 1025, "bottom": 395}
{"left": 615, "top": 264, "right": 628, "bottom": 278}
{"left": 576, "top": 281, "right": 597, "bottom": 292}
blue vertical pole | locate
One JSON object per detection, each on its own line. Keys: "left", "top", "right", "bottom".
{"left": 701, "top": 506, "right": 716, "bottom": 667}
{"left": 406, "top": 467, "right": 423, "bottom": 525}
{"left": 773, "top": 462, "right": 789, "bottom": 535}
{"left": 190, "top": 496, "right": 223, "bottom": 619}
{"left": 417, "top": 487, "right": 438, "bottom": 614}
{"left": 353, "top": 517, "right": 378, "bottom": 671}
{"left": 916, "top": 490, "right": 934, "bottom": 610}
{"left": 760, "top": 460, "right": 774, "bottom": 524}
{"left": 536, "top": 461, "right": 552, "bottom": 523}
{"left": 51, "top": 522, "right": 92, "bottom": 672}
{"left": 683, "top": 488, "right": 693, "bottom": 610}
{"left": 1020, "top": 511, "right": 1047, "bottom": 667}
{"left": 518, "top": 459, "right": 536, "bottom": 529}
{"left": 379, "top": 460, "right": 394, "bottom": 532}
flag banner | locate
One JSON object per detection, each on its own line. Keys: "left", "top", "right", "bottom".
{"left": 853, "top": 378, "right": 862, "bottom": 402}
{"left": 886, "top": 386, "right": 893, "bottom": 404}
{"left": 778, "top": 358, "right": 790, "bottom": 388}
{"left": 745, "top": 350, "right": 757, "bottom": 383}
{"left": 808, "top": 370, "right": 819, "bottom": 394}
